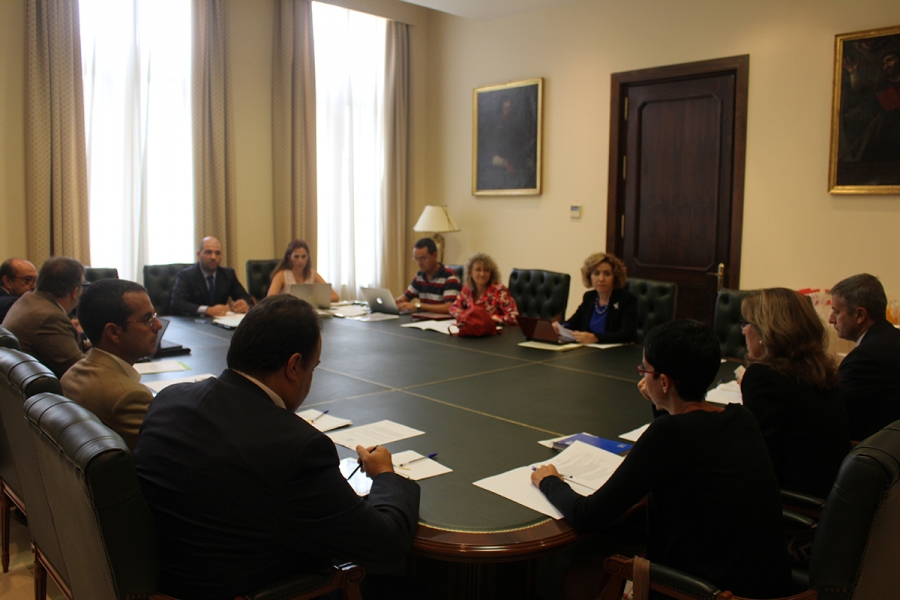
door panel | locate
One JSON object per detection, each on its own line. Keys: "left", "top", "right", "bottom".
{"left": 608, "top": 56, "right": 748, "bottom": 324}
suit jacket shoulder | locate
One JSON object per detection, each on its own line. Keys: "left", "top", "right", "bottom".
{"left": 840, "top": 319, "right": 900, "bottom": 440}
{"left": 61, "top": 349, "right": 152, "bottom": 450}
{"left": 2, "top": 291, "right": 84, "bottom": 378}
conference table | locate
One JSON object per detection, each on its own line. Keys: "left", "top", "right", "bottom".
{"left": 141, "top": 314, "right": 739, "bottom": 599}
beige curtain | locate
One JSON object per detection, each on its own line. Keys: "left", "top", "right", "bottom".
{"left": 25, "top": 0, "right": 91, "bottom": 265}
{"left": 272, "top": 0, "right": 317, "bottom": 258}
{"left": 193, "top": 0, "right": 237, "bottom": 266}
{"left": 381, "top": 20, "right": 410, "bottom": 293}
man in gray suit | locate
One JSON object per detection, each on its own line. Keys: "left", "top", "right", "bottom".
{"left": 61, "top": 278, "right": 160, "bottom": 449}
{"left": 2, "top": 256, "right": 85, "bottom": 378}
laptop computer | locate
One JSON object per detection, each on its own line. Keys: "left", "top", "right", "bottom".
{"left": 361, "top": 287, "right": 404, "bottom": 315}
{"left": 518, "top": 316, "right": 575, "bottom": 344}
{"left": 138, "top": 318, "right": 191, "bottom": 362}
{"left": 290, "top": 283, "right": 333, "bottom": 310}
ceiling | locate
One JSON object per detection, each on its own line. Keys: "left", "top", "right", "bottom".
{"left": 401, "top": 0, "right": 578, "bottom": 21}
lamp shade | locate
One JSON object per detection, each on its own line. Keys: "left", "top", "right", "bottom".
{"left": 413, "top": 205, "right": 460, "bottom": 233}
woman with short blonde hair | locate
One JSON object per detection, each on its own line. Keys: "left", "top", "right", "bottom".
{"left": 555, "top": 252, "right": 636, "bottom": 344}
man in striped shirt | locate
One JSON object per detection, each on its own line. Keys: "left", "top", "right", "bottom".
{"left": 395, "top": 238, "right": 461, "bottom": 314}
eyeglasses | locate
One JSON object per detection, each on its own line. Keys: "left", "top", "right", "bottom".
{"left": 126, "top": 313, "right": 159, "bottom": 327}
{"left": 14, "top": 276, "right": 36, "bottom": 285}
{"left": 739, "top": 319, "right": 752, "bottom": 329}
{"left": 636, "top": 365, "right": 657, "bottom": 376}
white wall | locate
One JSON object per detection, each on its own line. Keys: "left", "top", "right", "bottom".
{"left": 423, "top": 0, "right": 900, "bottom": 311}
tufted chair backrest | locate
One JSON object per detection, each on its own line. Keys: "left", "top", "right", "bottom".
{"left": 508, "top": 269, "right": 571, "bottom": 321}
{"left": 143, "top": 263, "right": 190, "bottom": 316}
{"left": 713, "top": 289, "right": 751, "bottom": 359}
{"left": 625, "top": 278, "right": 678, "bottom": 344}
{"left": 246, "top": 259, "right": 280, "bottom": 303}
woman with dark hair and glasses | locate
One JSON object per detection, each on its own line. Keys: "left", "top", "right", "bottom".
{"left": 532, "top": 320, "right": 790, "bottom": 600}
{"left": 740, "top": 288, "right": 850, "bottom": 497}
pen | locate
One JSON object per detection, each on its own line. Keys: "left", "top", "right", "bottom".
{"left": 346, "top": 446, "right": 377, "bottom": 480}
{"left": 531, "top": 467, "right": 593, "bottom": 489}
{"left": 310, "top": 410, "right": 329, "bottom": 423}
{"left": 396, "top": 452, "right": 438, "bottom": 468}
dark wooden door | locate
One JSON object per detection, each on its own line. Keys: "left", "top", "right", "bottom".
{"left": 607, "top": 56, "right": 749, "bottom": 324}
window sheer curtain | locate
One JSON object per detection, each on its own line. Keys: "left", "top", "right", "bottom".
{"left": 80, "top": 0, "right": 193, "bottom": 280}
{"left": 312, "top": 3, "right": 386, "bottom": 300}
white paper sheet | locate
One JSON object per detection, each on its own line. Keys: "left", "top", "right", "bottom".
{"left": 339, "top": 457, "right": 373, "bottom": 497}
{"left": 706, "top": 380, "right": 743, "bottom": 405}
{"left": 473, "top": 441, "right": 624, "bottom": 519}
{"left": 400, "top": 320, "right": 457, "bottom": 335}
{"left": 296, "top": 409, "right": 353, "bottom": 432}
{"left": 351, "top": 312, "right": 399, "bottom": 322}
{"left": 619, "top": 423, "right": 650, "bottom": 442}
{"left": 327, "top": 420, "right": 425, "bottom": 449}
{"left": 584, "top": 343, "right": 626, "bottom": 349}
{"left": 134, "top": 360, "right": 189, "bottom": 375}
{"left": 331, "top": 305, "right": 369, "bottom": 317}
{"left": 391, "top": 450, "right": 452, "bottom": 481}
{"left": 517, "top": 341, "right": 582, "bottom": 352}
{"left": 144, "top": 373, "right": 215, "bottom": 393}
{"left": 212, "top": 312, "right": 245, "bottom": 328}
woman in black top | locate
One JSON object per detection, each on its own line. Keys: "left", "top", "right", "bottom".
{"left": 533, "top": 320, "right": 791, "bottom": 599}
{"left": 555, "top": 252, "right": 637, "bottom": 344}
{"left": 740, "top": 288, "right": 850, "bottom": 498}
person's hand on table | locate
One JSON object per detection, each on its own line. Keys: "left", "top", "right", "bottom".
{"left": 356, "top": 445, "right": 394, "bottom": 478}
{"left": 531, "top": 463, "right": 560, "bottom": 487}
{"left": 396, "top": 300, "right": 415, "bottom": 313}
{"left": 206, "top": 304, "right": 230, "bottom": 317}
{"left": 551, "top": 321, "right": 560, "bottom": 334}
{"left": 572, "top": 331, "right": 598, "bottom": 344}
{"left": 231, "top": 299, "right": 249, "bottom": 313}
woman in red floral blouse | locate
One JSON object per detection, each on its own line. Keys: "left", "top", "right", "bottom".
{"left": 450, "top": 253, "right": 519, "bottom": 325}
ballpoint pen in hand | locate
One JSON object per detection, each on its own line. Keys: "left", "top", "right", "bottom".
{"left": 396, "top": 452, "right": 438, "bottom": 468}
{"left": 346, "top": 445, "right": 377, "bottom": 480}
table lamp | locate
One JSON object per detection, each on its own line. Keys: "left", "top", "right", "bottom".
{"left": 413, "top": 205, "right": 460, "bottom": 263}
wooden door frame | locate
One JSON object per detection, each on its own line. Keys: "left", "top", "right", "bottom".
{"left": 605, "top": 55, "right": 750, "bottom": 290}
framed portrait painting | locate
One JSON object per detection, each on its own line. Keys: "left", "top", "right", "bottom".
{"left": 829, "top": 25, "right": 900, "bottom": 194}
{"left": 473, "top": 78, "right": 543, "bottom": 196}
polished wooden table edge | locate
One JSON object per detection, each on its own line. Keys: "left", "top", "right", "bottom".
{"left": 411, "top": 518, "right": 577, "bottom": 562}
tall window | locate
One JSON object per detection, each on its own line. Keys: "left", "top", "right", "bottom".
{"left": 312, "top": 2, "right": 387, "bottom": 298}
{"left": 80, "top": 0, "right": 193, "bottom": 280}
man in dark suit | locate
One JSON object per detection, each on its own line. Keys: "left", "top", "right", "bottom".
{"left": 830, "top": 273, "right": 900, "bottom": 440}
{"left": 134, "top": 295, "right": 420, "bottom": 599}
{"left": 0, "top": 257, "right": 37, "bottom": 321}
{"left": 169, "top": 236, "right": 253, "bottom": 317}
{"left": 2, "top": 257, "right": 85, "bottom": 378}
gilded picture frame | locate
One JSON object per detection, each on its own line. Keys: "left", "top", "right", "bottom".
{"left": 829, "top": 24, "right": 900, "bottom": 194}
{"left": 473, "top": 78, "right": 543, "bottom": 196}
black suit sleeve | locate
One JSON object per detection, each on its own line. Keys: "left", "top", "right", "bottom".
{"left": 563, "top": 291, "right": 594, "bottom": 331}
{"left": 170, "top": 268, "right": 201, "bottom": 316}
{"left": 840, "top": 344, "right": 894, "bottom": 440}
{"left": 224, "top": 270, "right": 253, "bottom": 306}
{"left": 284, "top": 433, "right": 420, "bottom": 563}
{"left": 740, "top": 364, "right": 788, "bottom": 479}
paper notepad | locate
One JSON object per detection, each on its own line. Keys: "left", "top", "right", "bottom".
{"left": 327, "top": 420, "right": 425, "bottom": 450}
{"left": 706, "top": 380, "right": 743, "bottom": 405}
{"left": 134, "top": 360, "right": 189, "bottom": 375}
{"left": 296, "top": 409, "right": 352, "bottom": 432}
{"left": 391, "top": 451, "right": 452, "bottom": 481}
{"left": 517, "top": 341, "right": 583, "bottom": 352}
{"left": 400, "top": 320, "right": 457, "bottom": 335}
{"left": 144, "top": 373, "right": 215, "bottom": 394}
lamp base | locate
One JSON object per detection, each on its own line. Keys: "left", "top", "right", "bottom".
{"left": 432, "top": 233, "right": 445, "bottom": 263}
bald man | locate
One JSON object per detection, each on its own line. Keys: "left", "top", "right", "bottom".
{"left": 0, "top": 258, "right": 37, "bottom": 321}
{"left": 170, "top": 236, "right": 253, "bottom": 317}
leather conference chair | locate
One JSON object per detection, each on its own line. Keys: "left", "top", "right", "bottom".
{"left": 0, "top": 326, "right": 19, "bottom": 350}
{"left": 246, "top": 259, "right": 280, "bottom": 303}
{"left": 0, "top": 331, "right": 21, "bottom": 572}
{"left": 143, "top": 263, "right": 190, "bottom": 315}
{"left": 597, "top": 421, "right": 900, "bottom": 600}
{"left": 625, "top": 278, "right": 677, "bottom": 343}
{"left": 508, "top": 268, "right": 571, "bottom": 321}
{"left": 84, "top": 267, "right": 120, "bottom": 283}
{"left": 713, "top": 288, "right": 751, "bottom": 359}
{"left": 445, "top": 264, "right": 465, "bottom": 281}
{"left": 0, "top": 348, "right": 68, "bottom": 593}
{"left": 23, "top": 393, "right": 364, "bottom": 600}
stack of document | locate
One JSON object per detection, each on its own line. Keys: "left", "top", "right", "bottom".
{"left": 706, "top": 380, "right": 743, "bottom": 405}
{"left": 212, "top": 312, "right": 245, "bottom": 328}
{"left": 296, "top": 408, "right": 352, "bottom": 432}
{"left": 400, "top": 320, "right": 457, "bottom": 335}
{"left": 327, "top": 420, "right": 425, "bottom": 450}
{"left": 473, "top": 441, "right": 624, "bottom": 519}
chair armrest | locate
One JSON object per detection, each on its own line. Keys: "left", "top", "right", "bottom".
{"left": 783, "top": 509, "right": 817, "bottom": 537}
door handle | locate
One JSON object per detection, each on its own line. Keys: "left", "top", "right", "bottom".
{"left": 706, "top": 263, "right": 725, "bottom": 292}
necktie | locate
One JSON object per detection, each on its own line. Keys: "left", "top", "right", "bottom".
{"left": 207, "top": 275, "right": 216, "bottom": 306}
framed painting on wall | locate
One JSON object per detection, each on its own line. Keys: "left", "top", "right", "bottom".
{"left": 472, "top": 78, "right": 543, "bottom": 196}
{"left": 829, "top": 24, "right": 900, "bottom": 194}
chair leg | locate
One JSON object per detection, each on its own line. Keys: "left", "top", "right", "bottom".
{"left": 1, "top": 492, "right": 9, "bottom": 573}
{"left": 32, "top": 546, "right": 47, "bottom": 600}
